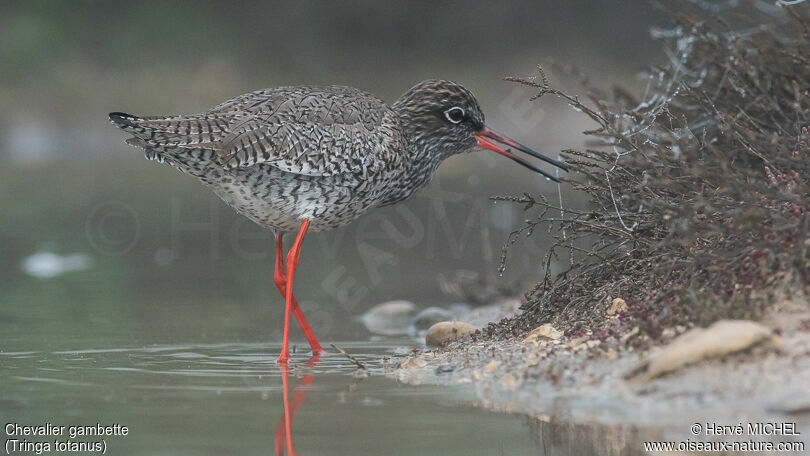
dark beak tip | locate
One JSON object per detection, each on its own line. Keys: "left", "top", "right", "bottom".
{"left": 477, "top": 127, "right": 569, "bottom": 178}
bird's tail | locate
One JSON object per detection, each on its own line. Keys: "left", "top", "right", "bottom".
{"left": 109, "top": 111, "right": 145, "bottom": 133}
{"left": 108, "top": 111, "right": 230, "bottom": 151}
{"left": 108, "top": 112, "right": 159, "bottom": 148}
{"left": 109, "top": 111, "right": 186, "bottom": 162}
{"left": 109, "top": 111, "right": 229, "bottom": 167}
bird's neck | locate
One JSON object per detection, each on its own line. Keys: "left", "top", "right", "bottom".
{"left": 379, "top": 111, "right": 450, "bottom": 206}
{"left": 404, "top": 138, "right": 447, "bottom": 188}
{"left": 381, "top": 142, "right": 445, "bottom": 207}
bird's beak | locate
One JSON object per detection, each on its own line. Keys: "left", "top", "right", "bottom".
{"left": 474, "top": 127, "right": 568, "bottom": 182}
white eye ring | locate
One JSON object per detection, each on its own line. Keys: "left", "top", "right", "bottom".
{"left": 444, "top": 107, "right": 465, "bottom": 124}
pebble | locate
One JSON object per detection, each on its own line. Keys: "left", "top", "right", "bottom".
{"left": 606, "top": 297, "right": 628, "bottom": 316}
{"left": 398, "top": 357, "right": 427, "bottom": 369}
{"left": 522, "top": 323, "right": 563, "bottom": 344}
{"left": 626, "top": 319, "right": 781, "bottom": 381}
{"left": 425, "top": 321, "right": 478, "bottom": 347}
{"left": 361, "top": 300, "right": 417, "bottom": 336}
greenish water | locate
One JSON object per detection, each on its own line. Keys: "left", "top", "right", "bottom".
{"left": 2, "top": 341, "right": 548, "bottom": 455}
{"left": 0, "top": 161, "right": 637, "bottom": 455}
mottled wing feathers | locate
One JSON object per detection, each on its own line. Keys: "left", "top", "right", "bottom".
{"left": 214, "top": 119, "right": 388, "bottom": 176}
{"left": 110, "top": 85, "right": 397, "bottom": 177}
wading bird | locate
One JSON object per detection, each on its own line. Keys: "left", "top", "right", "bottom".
{"left": 109, "top": 80, "right": 568, "bottom": 363}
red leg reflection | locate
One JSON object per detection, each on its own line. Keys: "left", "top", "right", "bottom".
{"left": 276, "top": 364, "right": 296, "bottom": 456}
{"left": 274, "top": 355, "right": 320, "bottom": 456}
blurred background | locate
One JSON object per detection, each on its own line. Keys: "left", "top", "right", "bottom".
{"left": 0, "top": 1, "right": 666, "bottom": 351}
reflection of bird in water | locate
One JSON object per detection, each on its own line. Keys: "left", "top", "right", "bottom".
{"left": 109, "top": 80, "right": 568, "bottom": 362}
{"left": 275, "top": 355, "right": 320, "bottom": 456}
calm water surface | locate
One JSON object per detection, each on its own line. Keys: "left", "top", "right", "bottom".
{"left": 2, "top": 341, "right": 580, "bottom": 455}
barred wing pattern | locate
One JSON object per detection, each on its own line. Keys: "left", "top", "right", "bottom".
{"left": 110, "top": 85, "right": 401, "bottom": 177}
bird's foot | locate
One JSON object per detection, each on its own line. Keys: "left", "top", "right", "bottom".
{"left": 275, "top": 354, "right": 290, "bottom": 364}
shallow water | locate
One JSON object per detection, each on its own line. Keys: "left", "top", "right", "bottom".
{"left": 2, "top": 341, "right": 593, "bottom": 455}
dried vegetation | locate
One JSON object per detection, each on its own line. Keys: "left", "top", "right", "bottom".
{"left": 494, "top": 2, "right": 810, "bottom": 345}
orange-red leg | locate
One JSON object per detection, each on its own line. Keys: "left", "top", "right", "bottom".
{"left": 274, "top": 231, "right": 325, "bottom": 355}
{"left": 276, "top": 219, "right": 310, "bottom": 364}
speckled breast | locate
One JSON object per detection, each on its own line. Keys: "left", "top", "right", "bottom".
{"left": 166, "top": 148, "right": 401, "bottom": 232}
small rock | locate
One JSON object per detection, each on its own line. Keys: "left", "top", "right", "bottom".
{"left": 425, "top": 321, "right": 478, "bottom": 347}
{"left": 523, "top": 324, "right": 563, "bottom": 344}
{"left": 570, "top": 337, "right": 600, "bottom": 351}
{"left": 569, "top": 337, "right": 588, "bottom": 349}
{"left": 483, "top": 360, "right": 500, "bottom": 372}
{"left": 361, "top": 300, "right": 417, "bottom": 336}
{"left": 626, "top": 319, "right": 781, "bottom": 381}
{"left": 607, "top": 298, "right": 628, "bottom": 316}
{"left": 411, "top": 307, "right": 456, "bottom": 332}
{"left": 398, "top": 357, "right": 427, "bottom": 369}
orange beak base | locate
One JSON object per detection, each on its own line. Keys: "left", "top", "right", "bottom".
{"left": 474, "top": 127, "right": 568, "bottom": 182}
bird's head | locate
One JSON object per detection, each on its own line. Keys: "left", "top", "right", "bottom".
{"left": 393, "top": 79, "right": 568, "bottom": 181}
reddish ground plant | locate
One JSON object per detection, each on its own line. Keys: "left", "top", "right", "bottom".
{"left": 493, "top": 2, "right": 810, "bottom": 345}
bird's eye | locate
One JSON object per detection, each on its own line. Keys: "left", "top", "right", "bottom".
{"left": 444, "top": 107, "right": 465, "bottom": 124}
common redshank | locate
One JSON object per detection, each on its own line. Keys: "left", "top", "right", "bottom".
{"left": 109, "top": 80, "right": 568, "bottom": 363}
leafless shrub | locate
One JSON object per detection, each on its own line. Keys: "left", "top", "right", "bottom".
{"left": 492, "top": 3, "right": 810, "bottom": 344}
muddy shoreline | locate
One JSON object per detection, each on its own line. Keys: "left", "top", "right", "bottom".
{"left": 386, "top": 300, "right": 810, "bottom": 451}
